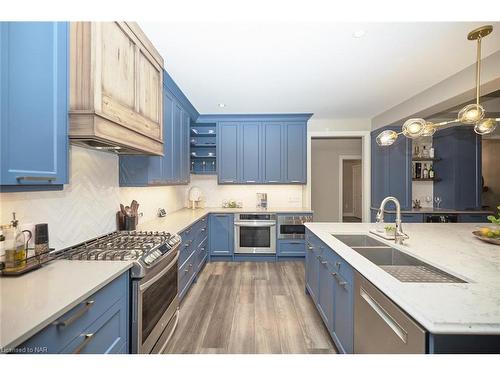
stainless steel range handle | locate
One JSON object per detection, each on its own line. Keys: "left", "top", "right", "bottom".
{"left": 140, "top": 251, "right": 179, "bottom": 291}
{"left": 360, "top": 287, "right": 408, "bottom": 344}
{"left": 72, "top": 333, "right": 94, "bottom": 354}
{"left": 53, "top": 300, "right": 95, "bottom": 327}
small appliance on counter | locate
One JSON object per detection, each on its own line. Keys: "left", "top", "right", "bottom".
{"left": 188, "top": 186, "right": 204, "bottom": 209}
{"left": 117, "top": 200, "right": 140, "bottom": 230}
{"left": 256, "top": 193, "right": 268, "bottom": 209}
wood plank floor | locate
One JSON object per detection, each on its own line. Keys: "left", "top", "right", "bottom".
{"left": 163, "top": 261, "right": 336, "bottom": 354}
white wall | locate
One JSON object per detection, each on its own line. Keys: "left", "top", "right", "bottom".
{"left": 311, "top": 138, "right": 363, "bottom": 222}
{"left": 187, "top": 175, "right": 304, "bottom": 209}
{"left": 0, "top": 146, "right": 186, "bottom": 250}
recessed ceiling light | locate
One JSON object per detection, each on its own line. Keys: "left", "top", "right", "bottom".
{"left": 352, "top": 30, "right": 367, "bottom": 38}
{"left": 218, "top": 103, "right": 226, "bottom": 108}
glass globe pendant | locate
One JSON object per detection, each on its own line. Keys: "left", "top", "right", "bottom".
{"left": 458, "top": 103, "right": 485, "bottom": 124}
{"left": 402, "top": 118, "right": 426, "bottom": 138}
{"left": 376, "top": 130, "right": 398, "bottom": 146}
{"left": 474, "top": 118, "right": 497, "bottom": 135}
{"left": 422, "top": 122, "right": 437, "bottom": 137}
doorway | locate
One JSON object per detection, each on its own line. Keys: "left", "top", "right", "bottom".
{"left": 311, "top": 137, "right": 364, "bottom": 222}
{"left": 340, "top": 158, "right": 362, "bottom": 222}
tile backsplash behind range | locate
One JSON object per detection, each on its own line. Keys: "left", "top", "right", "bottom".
{"left": 0, "top": 146, "right": 185, "bottom": 250}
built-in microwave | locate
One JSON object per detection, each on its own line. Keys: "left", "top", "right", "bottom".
{"left": 277, "top": 214, "right": 313, "bottom": 240}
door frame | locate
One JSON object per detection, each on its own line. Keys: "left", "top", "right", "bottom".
{"left": 338, "top": 155, "right": 362, "bottom": 222}
{"left": 306, "top": 131, "right": 371, "bottom": 222}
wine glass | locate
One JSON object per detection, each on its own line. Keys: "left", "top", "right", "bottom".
{"left": 434, "top": 196, "right": 442, "bottom": 208}
{"left": 425, "top": 196, "right": 432, "bottom": 206}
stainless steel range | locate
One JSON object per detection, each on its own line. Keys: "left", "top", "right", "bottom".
{"left": 59, "top": 231, "right": 181, "bottom": 354}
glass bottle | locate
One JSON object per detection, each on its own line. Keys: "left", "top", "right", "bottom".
{"left": 3, "top": 213, "right": 27, "bottom": 272}
{"left": 429, "top": 165, "right": 435, "bottom": 179}
{"left": 422, "top": 164, "right": 429, "bottom": 179}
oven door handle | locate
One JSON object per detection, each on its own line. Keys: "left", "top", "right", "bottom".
{"left": 234, "top": 221, "right": 276, "bottom": 227}
{"left": 139, "top": 251, "right": 179, "bottom": 291}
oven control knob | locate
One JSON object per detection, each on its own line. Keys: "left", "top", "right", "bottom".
{"left": 155, "top": 250, "right": 162, "bottom": 257}
{"left": 144, "top": 256, "right": 152, "bottom": 265}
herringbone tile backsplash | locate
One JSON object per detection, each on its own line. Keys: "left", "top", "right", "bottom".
{"left": 0, "top": 146, "right": 186, "bottom": 250}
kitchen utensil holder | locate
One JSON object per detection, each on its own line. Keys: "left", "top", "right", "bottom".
{"left": 124, "top": 216, "right": 137, "bottom": 231}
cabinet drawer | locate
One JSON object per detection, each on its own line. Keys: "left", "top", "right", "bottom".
{"left": 179, "top": 252, "right": 196, "bottom": 300}
{"left": 18, "top": 272, "right": 128, "bottom": 353}
{"left": 196, "top": 238, "right": 208, "bottom": 273}
{"left": 193, "top": 223, "right": 208, "bottom": 248}
{"left": 277, "top": 240, "right": 306, "bottom": 256}
{"left": 60, "top": 297, "right": 128, "bottom": 354}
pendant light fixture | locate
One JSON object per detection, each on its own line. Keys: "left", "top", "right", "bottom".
{"left": 376, "top": 25, "right": 497, "bottom": 147}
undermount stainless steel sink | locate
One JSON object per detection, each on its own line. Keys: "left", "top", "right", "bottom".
{"left": 333, "top": 234, "right": 466, "bottom": 284}
{"left": 333, "top": 234, "right": 388, "bottom": 248}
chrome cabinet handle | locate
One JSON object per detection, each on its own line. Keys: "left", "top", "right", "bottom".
{"left": 290, "top": 180, "right": 302, "bottom": 183}
{"left": 201, "top": 228, "right": 206, "bottom": 232}
{"left": 335, "top": 261, "right": 341, "bottom": 267}
{"left": 184, "top": 268, "right": 189, "bottom": 273}
{"left": 189, "top": 264, "right": 193, "bottom": 268}
{"left": 320, "top": 259, "right": 328, "bottom": 265}
{"left": 360, "top": 287, "right": 408, "bottom": 344}
{"left": 72, "top": 333, "right": 94, "bottom": 354}
{"left": 246, "top": 180, "right": 256, "bottom": 183}
{"left": 223, "top": 180, "right": 234, "bottom": 183}
{"left": 53, "top": 300, "right": 95, "bottom": 327}
{"left": 331, "top": 272, "right": 338, "bottom": 276}
{"left": 268, "top": 180, "right": 279, "bottom": 183}
{"left": 16, "top": 176, "right": 56, "bottom": 182}
{"left": 306, "top": 244, "right": 313, "bottom": 251}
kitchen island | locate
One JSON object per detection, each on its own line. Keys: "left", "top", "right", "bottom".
{"left": 305, "top": 222, "right": 500, "bottom": 353}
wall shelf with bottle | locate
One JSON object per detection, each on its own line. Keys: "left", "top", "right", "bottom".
{"left": 191, "top": 123, "right": 217, "bottom": 175}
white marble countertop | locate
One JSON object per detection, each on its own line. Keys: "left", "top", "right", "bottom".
{"left": 138, "top": 206, "right": 313, "bottom": 234}
{"left": 305, "top": 222, "right": 500, "bottom": 334}
{"left": 0, "top": 260, "right": 133, "bottom": 351}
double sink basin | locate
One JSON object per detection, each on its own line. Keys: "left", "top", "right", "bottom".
{"left": 333, "top": 234, "right": 465, "bottom": 283}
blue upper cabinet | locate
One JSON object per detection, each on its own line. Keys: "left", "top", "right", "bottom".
{"left": 1, "top": 22, "right": 69, "bottom": 191}
{"left": 283, "top": 122, "right": 307, "bottom": 183}
{"left": 262, "top": 122, "right": 283, "bottom": 183}
{"left": 370, "top": 126, "right": 412, "bottom": 211}
{"left": 216, "top": 115, "right": 310, "bottom": 184}
{"left": 119, "top": 70, "right": 194, "bottom": 186}
{"left": 239, "top": 122, "right": 261, "bottom": 183}
{"left": 433, "top": 127, "right": 481, "bottom": 210}
{"left": 217, "top": 122, "right": 239, "bottom": 183}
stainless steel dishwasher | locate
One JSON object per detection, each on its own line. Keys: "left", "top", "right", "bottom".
{"left": 354, "top": 272, "right": 427, "bottom": 353}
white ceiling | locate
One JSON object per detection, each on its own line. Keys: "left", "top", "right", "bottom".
{"left": 140, "top": 22, "right": 500, "bottom": 119}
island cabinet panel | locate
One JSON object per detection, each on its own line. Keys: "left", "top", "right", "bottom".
{"left": 16, "top": 272, "right": 129, "bottom": 354}
{"left": 305, "top": 229, "right": 354, "bottom": 354}
{"left": 0, "top": 22, "right": 69, "bottom": 190}
{"left": 119, "top": 75, "right": 191, "bottom": 186}
{"left": 217, "top": 120, "right": 307, "bottom": 184}
{"left": 69, "top": 22, "right": 164, "bottom": 155}
{"left": 217, "top": 123, "right": 239, "bottom": 183}
{"left": 208, "top": 214, "right": 234, "bottom": 257}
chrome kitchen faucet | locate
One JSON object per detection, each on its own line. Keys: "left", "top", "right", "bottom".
{"left": 376, "top": 196, "right": 409, "bottom": 245}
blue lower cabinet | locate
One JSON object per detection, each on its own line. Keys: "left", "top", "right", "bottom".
{"left": 209, "top": 214, "right": 234, "bottom": 257}
{"left": 178, "top": 251, "right": 196, "bottom": 300}
{"left": 331, "top": 269, "right": 354, "bottom": 354}
{"left": 17, "top": 272, "right": 129, "bottom": 354}
{"left": 317, "top": 253, "right": 334, "bottom": 330}
{"left": 305, "top": 238, "right": 319, "bottom": 303}
{"left": 458, "top": 214, "right": 489, "bottom": 223}
{"left": 277, "top": 240, "right": 306, "bottom": 257}
{"left": 196, "top": 238, "right": 208, "bottom": 273}
{"left": 60, "top": 297, "right": 128, "bottom": 354}
{"left": 1, "top": 22, "right": 69, "bottom": 191}
{"left": 305, "top": 230, "right": 354, "bottom": 353}
{"left": 401, "top": 213, "right": 424, "bottom": 223}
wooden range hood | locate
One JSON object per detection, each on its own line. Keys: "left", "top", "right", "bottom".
{"left": 69, "top": 22, "right": 164, "bottom": 155}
